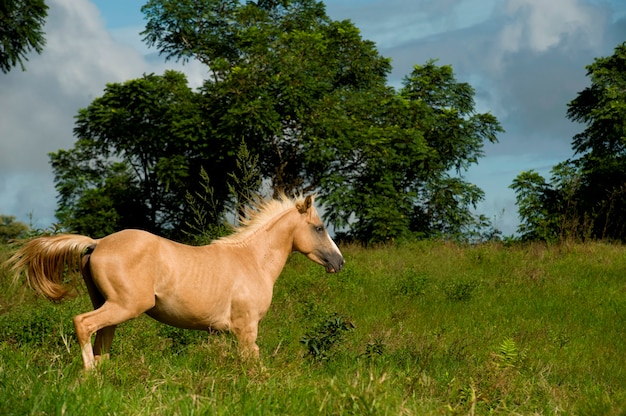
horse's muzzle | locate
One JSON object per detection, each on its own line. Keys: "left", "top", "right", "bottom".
{"left": 325, "top": 253, "right": 345, "bottom": 273}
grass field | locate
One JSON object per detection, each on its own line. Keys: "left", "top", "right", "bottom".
{"left": 1, "top": 240, "right": 625, "bottom": 415}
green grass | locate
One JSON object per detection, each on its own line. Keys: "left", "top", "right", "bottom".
{"left": 1, "top": 241, "right": 626, "bottom": 414}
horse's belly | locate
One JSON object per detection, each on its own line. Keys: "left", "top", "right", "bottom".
{"left": 145, "top": 302, "right": 230, "bottom": 332}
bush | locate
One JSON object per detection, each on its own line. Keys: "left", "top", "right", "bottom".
{"left": 300, "top": 312, "right": 355, "bottom": 361}
{"left": 394, "top": 268, "right": 429, "bottom": 297}
{"left": 443, "top": 279, "right": 479, "bottom": 302}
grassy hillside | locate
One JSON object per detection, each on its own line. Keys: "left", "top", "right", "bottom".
{"left": 1, "top": 241, "right": 625, "bottom": 415}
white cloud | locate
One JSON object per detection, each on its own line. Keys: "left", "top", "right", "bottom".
{"left": 326, "top": 0, "right": 497, "bottom": 49}
{"left": 336, "top": 0, "right": 620, "bottom": 234}
{"left": 498, "top": 0, "right": 605, "bottom": 54}
{"left": 1, "top": 0, "right": 147, "bottom": 167}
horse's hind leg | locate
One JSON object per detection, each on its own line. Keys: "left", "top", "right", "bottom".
{"left": 80, "top": 253, "right": 115, "bottom": 365}
{"left": 73, "top": 301, "right": 152, "bottom": 370}
{"left": 93, "top": 325, "right": 116, "bottom": 363}
{"left": 78, "top": 254, "right": 153, "bottom": 370}
{"left": 74, "top": 307, "right": 118, "bottom": 370}
{"left": 82, "top": 263, "right": 117, "bottom": 363}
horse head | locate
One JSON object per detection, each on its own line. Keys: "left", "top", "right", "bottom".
{"left": 293, "top": 195, "right": 345, "bottom": 273}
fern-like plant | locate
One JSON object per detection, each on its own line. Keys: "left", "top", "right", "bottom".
{"left": 495, "top": 337, "right": 524, "bottom": 368}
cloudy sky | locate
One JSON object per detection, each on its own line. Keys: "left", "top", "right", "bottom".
{"left": 1, "top": 0, "right": 625, "bottom": 235}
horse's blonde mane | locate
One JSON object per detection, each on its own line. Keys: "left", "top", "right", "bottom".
{"left": 216, "top": 193, "right": 309, "bottom": 244}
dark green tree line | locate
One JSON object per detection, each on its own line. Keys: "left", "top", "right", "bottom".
{"left": 52, "top": 0, "right": 502, "bottom": 242}
{"left": 511, "top": 41, "right": 626, "bottom": 242}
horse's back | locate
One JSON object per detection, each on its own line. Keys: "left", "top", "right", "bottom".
{"left": 87, "top": 230, "right": 181, "bottom": 293}
{"left": 92, "top": 229, "right": 163, "bottom": 263}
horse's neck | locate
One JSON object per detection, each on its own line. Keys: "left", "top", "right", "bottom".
{"left": 243, "top": 209, "right": 297, "bottom": 284}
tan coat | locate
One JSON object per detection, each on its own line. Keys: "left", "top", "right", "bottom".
{"left": 7, "top": 195, "right": 344, "bottom": 370}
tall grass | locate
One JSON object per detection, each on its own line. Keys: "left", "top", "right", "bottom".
{"left": 1, "top": 241, "right": 625, "bottom": 414}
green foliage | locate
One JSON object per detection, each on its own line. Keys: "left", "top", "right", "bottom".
{"left": 138, "top": 0, "right": 502, "bottom": 243}
{"left": 318, "top": 61, "right": 502, "bottom": 243}
{"left": 0, "top": 0, "right": 48, "bottom": 73}
{"left": 1, "top": 301, "right": 65, "bottom": 347}
{"left": 0, "top": 293, "right": 88, "bottom": 350}
{"left": 362, "top": 335, "right": 386, "bottom": 359}
{"left": 494, "top": 337, "right": 524, "bottom": 369}
{"left": 510, "top": 170, "right": 559, "bottom": 241}
{"left": 511, "top": 164, "right": 589, "bottom": 242}
{"left": 142, "top": 0, "right": 392, "bottom": 197}
{"left": 48, "top": 0, "right": 504, "bottom": 243}
{"left": 393, "top": 268, "right": 429, "bottom": 297}
{"left": 156, "top": 325, "right": 207, "bottom": 354}
{"left": 227, "top": 140, "right": 263, "bottom": 217}
{"left": 183, "top": 140, "right": 262, "bottom": 245}
{"left": 300, "top": 312, "right": 355, "bottom": 361}
{"left": 0, "top": 215, "right": 29, "bottom": 242}
{"left": 183, "top": 166, "right": 230, "bottom": 244}
{"left": 568, "top": 42, "right": 626, "bottom": 158}
{"left": 512, "top": 41, "right": 626, "bottom": 242}
{"left": 50, "top": 71, "right": 222, "bottom": 238}
{"left": 442, "top": 279, "right": 478, "bottom": 302}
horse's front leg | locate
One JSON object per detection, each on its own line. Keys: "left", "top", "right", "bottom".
{"left": 231, "top": 318, "right": 260, "bottom": 360}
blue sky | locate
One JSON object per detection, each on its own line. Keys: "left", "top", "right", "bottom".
{"left": 1, "top": 0, "right": 625, "bottom": 235}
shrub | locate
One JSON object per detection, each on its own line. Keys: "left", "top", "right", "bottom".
{"left": 300, "top": 312, "right": 355, "bottom": 361}
{"left": 443, "top": 279, "right": 478, "bottom": 301}
{"left": 394, "top": 268, "right": 429, "bottom": 297}
{"left": 157, "top": 325, "right": 207, "bottom": 354}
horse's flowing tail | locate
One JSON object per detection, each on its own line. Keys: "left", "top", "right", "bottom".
{"left": 7, "top": 234, "right": 97, "bottom": 302}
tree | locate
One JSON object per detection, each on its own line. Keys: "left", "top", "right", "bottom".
{"left": 50, "top": 71, "right": 222, "bottom": 238}
{"left": 510, "top": 165, "right": 583, "bottom": 242}
{"left": 141, "top": 0, "right": 501, "bottom": 243}
{"left": 0, "top": 0, "right": 48, "bottom": 73}
{"left": 512, "top": 42, "right": 626, "bottom": 241}
{"left": 566, "top": 41, "right": 626, "bottom": 240}
{"left": 54, "top": 0, "right": 502, "bottom": 242}
{"left": 142, "top": 0, "right": 392, "bottom": 196}
{"left": 312, "top": 62, "right": 502, "bottom": 242}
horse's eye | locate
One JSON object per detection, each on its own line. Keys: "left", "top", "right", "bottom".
{"left": 315, "top": 226, "right": 324, "bottom": 233}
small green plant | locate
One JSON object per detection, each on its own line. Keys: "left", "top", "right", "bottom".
{"left": 394, "top": 268, "right": 429, "bottom": 297}
{"left": 0, "top": 300, "right": 79, "bottom": 347}
{"left": 184, "top": 141, "right": 262, "bottom": 245}
{"left": 157, "top": 325, "right": 207, "bottom": 354}
{"left": 494, "top": 337, "right": 524, "bottom": 368}
{"left": 458, "top": 379, "right": 479, "bottom": 411}
{"left": 227, "top": 139, "right": 262, "bottom": 218}
{"left": 362, "top": 334, "right": 387, "bottom": 359}
{"left": 183, "top": 166, "right": 230, "bottom": 244}
{"left": 443, "top": 279, "right": 478, "bottom": 301}
{"left": 300, "top": 312, "right": 355, "bottom": 361}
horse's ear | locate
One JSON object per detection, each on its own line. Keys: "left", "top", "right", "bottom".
{"left": 296, "top": 195, "right": 313, "bottom": 214}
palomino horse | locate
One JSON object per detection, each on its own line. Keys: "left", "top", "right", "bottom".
{"left": 7, "top": 194, "right": 344, "bottom": 370}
